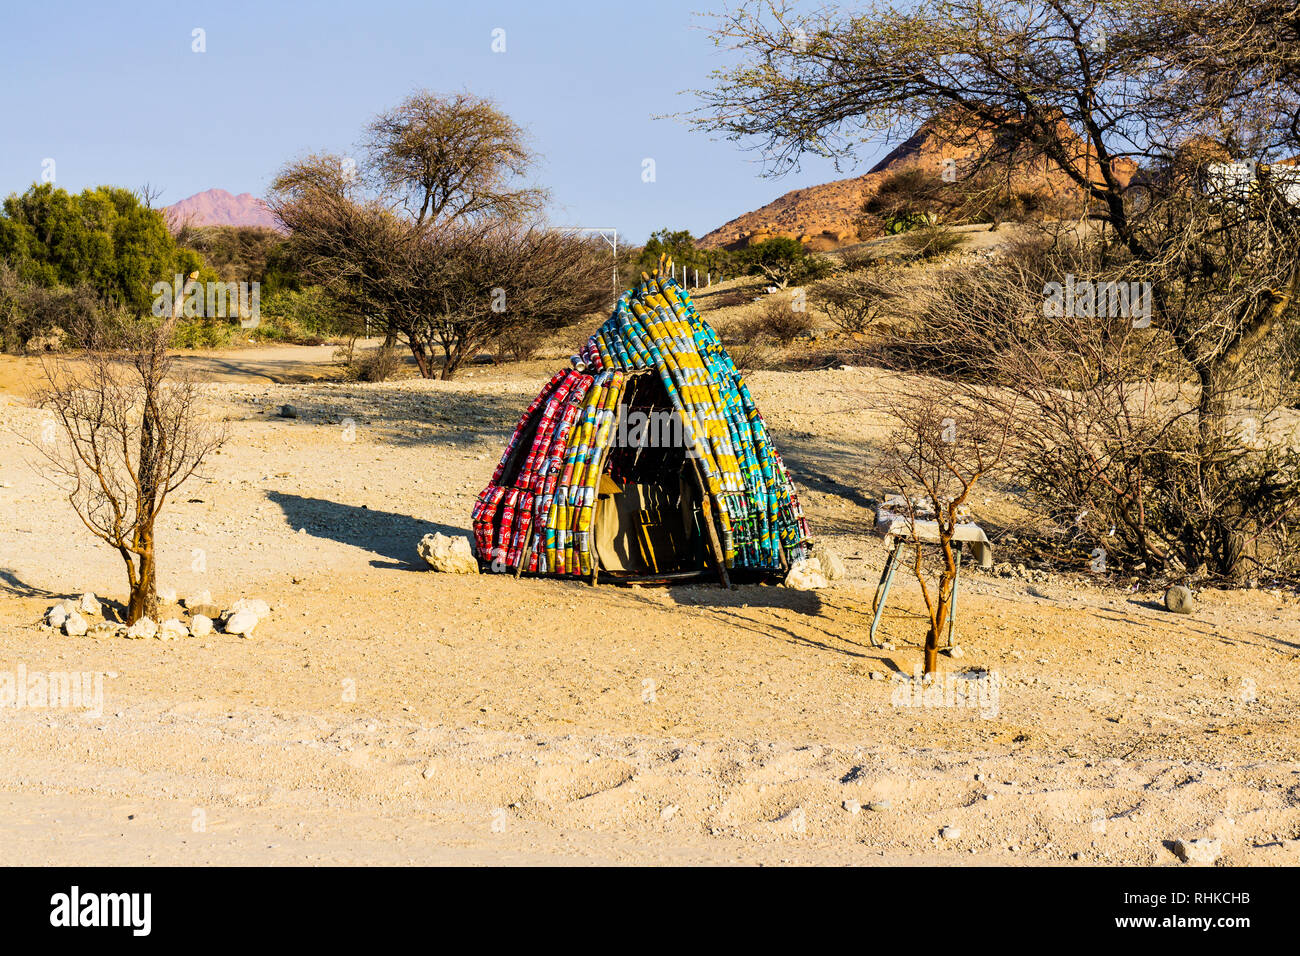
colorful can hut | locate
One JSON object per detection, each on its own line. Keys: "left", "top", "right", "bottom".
{"left": 471, "top": 258, "right": 810, "bottom": 585}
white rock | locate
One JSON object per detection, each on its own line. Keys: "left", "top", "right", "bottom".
{"left": 183, "top": 590, "right": 212, "bottom": 609}
{"left": 159, "top": 618, "right": 189, "bottom": 641}
{"left": 63, "top": 611, "right": 88, "bottom": 636}
{"left": 126, "top": 616, "right": 158, "bottom": 640}
{"left": 784, "top": 557, "right": 828, "bottom": 590}
{"left": 940, "top": 825, "right": 962, "bottom": 840}
{"left": 77, "top": 592, "right": 101, "bottom": 616}
{"left": 418, "top": 533, "right": 479, "bottom": 574}
{"left": 158, "top": 586, "right": 178, "bottom": 603}
{"left": 46, "top": 604, "right": 69, "bottom": 628}
{"left": 842, "top": 798, "right": 861, "bottom": 815}
{"left": 224, "top": 609, "right": 258, "bottom": 636}
{"left": 190, "top": 614, "right": 214, "bottom": 638}
{"left": 227, "top": 597, "right": 271, "bottom": 621}
{"left": 1172, "top": 838, "right": 1221, "bottom": 865}
{"left": 810, "top": 544, "right": 847, "bottom": 581}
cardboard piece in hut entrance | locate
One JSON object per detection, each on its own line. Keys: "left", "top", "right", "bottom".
{"left": 594, "top": 475, "right": 698, "bottom": 574}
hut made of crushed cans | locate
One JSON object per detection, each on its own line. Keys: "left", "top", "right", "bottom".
{"left": 471, "top": 258, "right": 810, "bottom": 584}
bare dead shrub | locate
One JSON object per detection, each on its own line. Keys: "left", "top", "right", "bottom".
{"left": 490, "top": 320, "right": 547, "bottom": 363}
{"left": 351, "top": 345, "right": 403, "bottom": 382}
{"left": 899, "top": 223, "right": 969, "bottom": 261}
{"left": 810, "top": 270, "right": 896, "bottom": 335}
{"left": 890, "top": 247, "right": 1300, "bottom": 582}
{"left": 30, "top": 276, "right": 225, "bottom": 622}
{"left": 835, "top": 246, "right": 877, "bottom": 272}
{"left": 755, "top": 298, "right": 817, "bottom": 345}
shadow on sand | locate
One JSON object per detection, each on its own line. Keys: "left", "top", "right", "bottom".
{"left": 267, "top": 491, "right": 463, "bottom": 568}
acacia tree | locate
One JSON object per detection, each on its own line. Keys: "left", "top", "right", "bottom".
{"left": 362, "top": 90, "right": 545, "bottom": 226}
{"left": 739, "top": 236, "right": 831, "bottom": 288}
{"left": 32, "top": 274, "right": 224, "bottom": 623}
{"left": 407, "top": 221, "right": 611, "bottom": 378}
{"left": 694, "top": 0, "right": 1300, "bottom": 578}
{"left": 692, "top": 0, "right": 1300, "bottom": 388}
{"left": 272, "top": 161, "right": 609, "bottom": 378}
{"left": 271, "top": 92, "right": 608, "bottom": 377}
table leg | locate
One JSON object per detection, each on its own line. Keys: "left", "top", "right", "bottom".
{"left": 947, "top": 547, "right": 962, "bottom": 647}
{"left": 870, "top": 541, "right": 902, "bottom": 647}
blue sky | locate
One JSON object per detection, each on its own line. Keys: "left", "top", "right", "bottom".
{"left": 0, "top": 0, "right": 886, "bottom": 244}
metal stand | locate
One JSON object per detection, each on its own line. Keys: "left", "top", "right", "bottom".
{"left": 869, "top": 539, "right": 963, "bottom": 648}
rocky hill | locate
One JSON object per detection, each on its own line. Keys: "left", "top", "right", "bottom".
{"left": 699, "top": 121, "right": 1135, "bottom": 250}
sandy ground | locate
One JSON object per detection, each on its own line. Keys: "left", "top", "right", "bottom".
{"left": 1, "top": 346, "right": 1299, "bottom": 866}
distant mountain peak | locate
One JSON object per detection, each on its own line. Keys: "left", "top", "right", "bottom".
{"left": 164, "top": 188, "right": 283, "bottom": 233}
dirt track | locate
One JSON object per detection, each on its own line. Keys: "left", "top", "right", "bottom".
{"left": 1, "top": 347, "right": 1298, "bottom": 865}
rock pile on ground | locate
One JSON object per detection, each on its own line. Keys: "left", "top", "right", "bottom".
{"left": 40, "top": 590, "right": 272, "bottom": 640}
{"left": 988, "top": 562, "right": 1059, "bottom": 584}
{"left": 125, "top": 617, "right": 158, "bottom": 639}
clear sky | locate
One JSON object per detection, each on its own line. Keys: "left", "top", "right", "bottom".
{"left": 0, "top": 0, "right": 887, "bottom": 245}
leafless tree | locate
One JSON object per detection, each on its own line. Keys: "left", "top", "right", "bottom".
{"left": 30, "top": 274, "right": 224, "bottom": 622}
{"left": 137, "top": 182, "right": 164, "bottom": 211}
{"left": 872, "top": 379, "right": 1019, "bottom": 674}
{"left": 810, "top": 269, "right": 896, "bottom": 335}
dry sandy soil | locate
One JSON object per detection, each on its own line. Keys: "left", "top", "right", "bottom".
{"left": 1, "top": 345, "right": 1298, "bottom": 866}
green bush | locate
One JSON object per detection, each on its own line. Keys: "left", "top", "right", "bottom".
{"left": 0, "top": 183, "right": 203, "bottom": 313}
{"left": 739, "top": 237, "right": 834, "bottom": 288}
{"left": 255, "top": 286, "right": 359, "bottom": 343}
{"left": 634, "top": 228, "right": 738, "bottom": 280}
{"left": 171, "top": 318, "right": 233, "bottom": 349}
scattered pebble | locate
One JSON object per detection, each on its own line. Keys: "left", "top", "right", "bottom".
{"left": 1172, "top": 837, "right": 1221, "bottom": 865}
